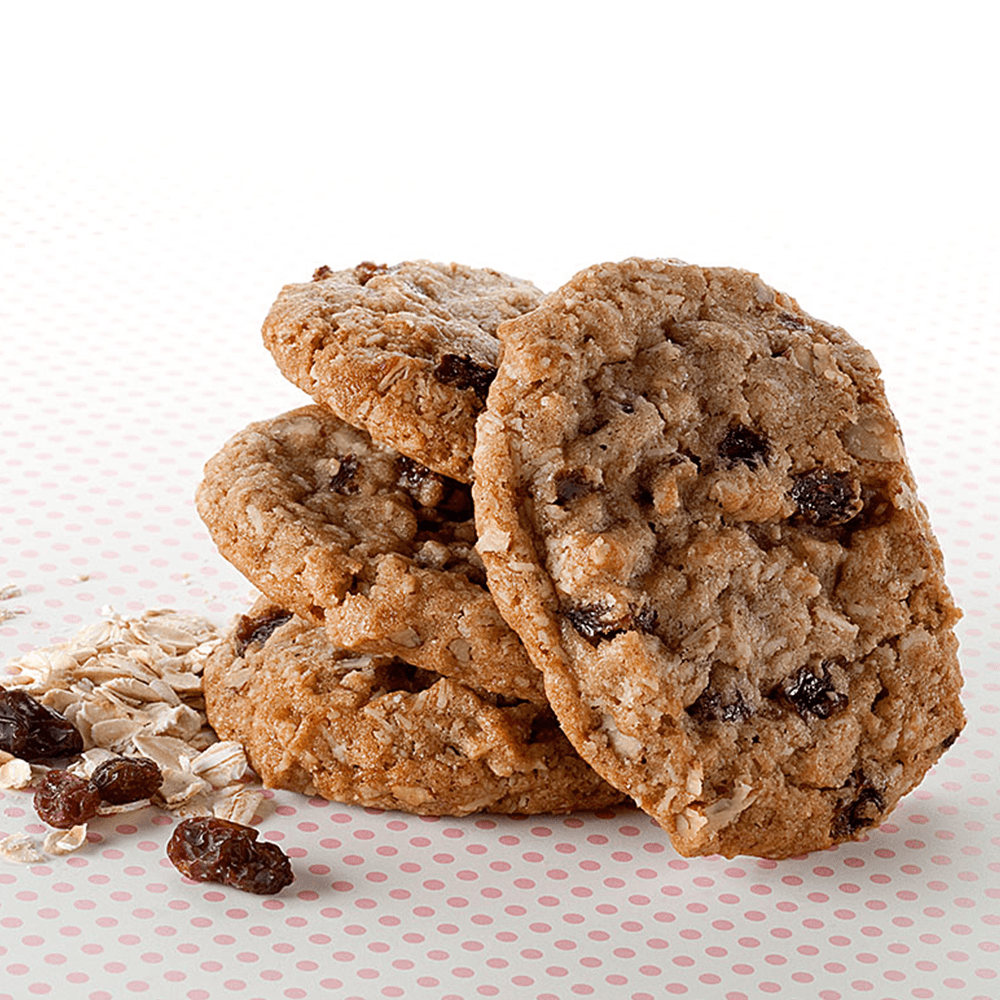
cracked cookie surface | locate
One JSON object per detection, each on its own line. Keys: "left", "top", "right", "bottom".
{"left": 196, "top": 406, "right": 545, "bottom": 704}
{"left": 261, "top": 260, "right": 545, "bottom": 482}
{"left": 473, "top": 257, "right": 964, "bottom": 858}
{"left": 203, "top": 599, "right": 626, "bottom": 816}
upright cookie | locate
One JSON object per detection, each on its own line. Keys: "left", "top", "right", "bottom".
{"left": 473, "top": 257, "right": 964, "bottom": 859}
{"left": 262, "top": 260, "right": 545, "bottom": 482}
{"left": 196, "top": 406, "right": 545, "bottom": 704}
{"left": 204, "top": 600, "right": 626, "bottom": 816}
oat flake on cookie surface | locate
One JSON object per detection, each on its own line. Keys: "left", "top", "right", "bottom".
{"left": 261, "top": 260, "right": 545, "bottom": 482}
{"left": 473, "top": 257, "right": 964, "bottom": 859}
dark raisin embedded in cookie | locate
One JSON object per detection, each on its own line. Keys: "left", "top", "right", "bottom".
{"left": 432, "top": 353, "right": 497, "bottom": 402}
{"left": 688, "top": 687, "right": 754, "bottom": 724}
{"left": 233, "top": 610, "right": 293, "bottom": 658}
{"left": 397, "top": 455, "right": 446, "bottom": 507}
{"left": 718, "top": 424, "right": 770, "bottom": 470}
{"left": 832, "top": 775, "right": 885, "bottom": 839}
{"left": 312, "top": 265, "right": 333, "bottom": 281}
{"left": 328, "top": 455, "right": 360, "bottom": 494}
{"left": 778, "top": 663, "right": 848, "bottom": 720}
{"left": 562, "top": 602, "right": 625, "bottom": 643}
{"left": 790, "top": 469, "right": 863, "bottom": 526}
{"left": 561, "top": 602, "right": 657, "bottom": 645}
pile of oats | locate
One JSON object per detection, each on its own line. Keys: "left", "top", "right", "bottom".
{"left": 0, "top": 607, "right": 263, "bottom": 864}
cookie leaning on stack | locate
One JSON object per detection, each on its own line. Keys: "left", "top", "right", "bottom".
{"left": 196, "top": 260, "right": 625, "bottom": 816}
{"left": 472, "top": 257, "right": 965, "bottom": 858}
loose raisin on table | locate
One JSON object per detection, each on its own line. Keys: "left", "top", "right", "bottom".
{"left": 90, "top": 756, "right": 163, "bottom": 805}
{"left": 167, "top": 817, "right": 294, "bottom": 895}
{"left": 34, "top": 770, "right": 102, "bottom": 828}
{"left": 233, "top": 610, "right": 293, "bottom": 657}
{"left": 0, "top": 688, "right": 84, "bottom": 762}
{"left": 718, "top": 424, "right": 770, "bottom": 470}
{"left": 432, "top": 353, "right": 497, "bottom": 402}
{"left": 790, "top": 469, "right": 862, "bottom": 526}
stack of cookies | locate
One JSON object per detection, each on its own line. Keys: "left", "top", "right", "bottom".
{"left": 197, "top": 258, "right": 965, "bottom": 859}
{"left": 196, "top": 262, "right": 627, "bottom": 820}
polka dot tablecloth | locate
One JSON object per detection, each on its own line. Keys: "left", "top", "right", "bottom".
{"left": 2, "top": 156, "right": 998, "bottom": 1000}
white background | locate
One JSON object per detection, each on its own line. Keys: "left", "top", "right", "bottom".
{"left": 2, "top": 3, "right": 999, "bottom": 999}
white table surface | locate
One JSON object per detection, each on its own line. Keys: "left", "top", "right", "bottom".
{"left": 2, "top": 5, "right": 998, "bottom": 999}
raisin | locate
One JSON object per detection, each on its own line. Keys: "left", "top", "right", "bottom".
{"left": 790, "top": 469, "right": 863, "bottom": 526}
{"left": 34, "top": 770, "right": 102, "bottom": 828}
{"left": 718, "top": 424, "right": 770, "bottom": 470}
{"left": 689, "top": 688, "right": 753, "bottom": 724}
{"left": 779, "top": 663, "right": 848, "bottom": 720}
{"left": 328, "top": 454, "right": 359, "bottom": 494}
{"left": 312, "top": 264, "right": 333, "bottom": 281}
{"left": 397, "top": 455, "right": 432, "bottom": 492}
{"left": 167, "top": 817, "right": 294, "bottom": 895}
{"left": 233, "top": 610, "right": 293, "bottom": 658}
{"left": 833, "top": 777, "right": 885, "bottom": 839}
{"left": 562, "top": 602, "right": 657, "bottom": 644}
{"left": 554, "top": 469, "right": 595, "bottom": 503}
{"left": 0, "top": 689, "right": 84, "bottom": 762}
{"left": 432, "top": 353, "right": 497, "bottom": 402}
{"left": 397, "top": 455, "right": 449, "bottom": 509}
{"left": 90, "top": 756, "right": 163, "bottom": 805}
{"left": 354, "top": 260, "right": 388, "bottom": 285}
{"left": 940, "top": 730, "right": 960, "bottom": 750}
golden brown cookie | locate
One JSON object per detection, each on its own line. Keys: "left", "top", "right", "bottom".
{"left": 195, "top": 406, "right": 545, "bottom": 704}
{"left": 203, "top": 599, "right": 626, "bottom": 816}
{"left": 261, "top": 260, "right": 545, "bottom": 482}
{"left": 473, "top": 257, "right": 964, "bottom": 859}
